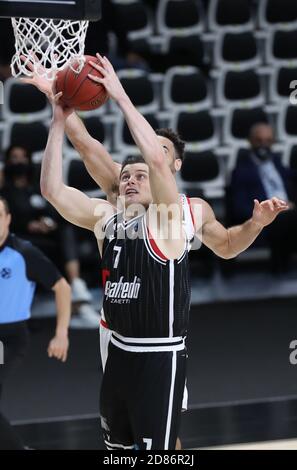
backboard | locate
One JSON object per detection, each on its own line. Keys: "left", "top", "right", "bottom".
{"left": 0, "top": 0, "right": 101, "bottom": 20}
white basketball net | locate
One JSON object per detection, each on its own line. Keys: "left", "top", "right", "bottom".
{"left": 10, "top": 18, "right": 89, "bottom": 80}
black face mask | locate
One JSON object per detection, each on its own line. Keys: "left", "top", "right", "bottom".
{"left": 4, "top": 163, "right": 32, "bottom": 180}
{"left": 253, "top": 146, "right": 272, "bottom": 161}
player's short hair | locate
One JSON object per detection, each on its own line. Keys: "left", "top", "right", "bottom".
{"left": 0, "top": 196, "right": 10, "bottom": 214}
{"left": 120, "top": 129, "right": 186, "bottom": 175}
{"left": 156, "top": 128, "right": 186, "bottom": 162}
{"left": 120, "top": 154, "right": 147, "bottom": 175}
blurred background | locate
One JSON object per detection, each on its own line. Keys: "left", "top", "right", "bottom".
{"left": 1, "top": 0, "right": 297, "bottom": 450}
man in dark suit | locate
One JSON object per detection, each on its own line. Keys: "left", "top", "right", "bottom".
{"left": 230, "top": 123, "right": 297, "bottom": 273}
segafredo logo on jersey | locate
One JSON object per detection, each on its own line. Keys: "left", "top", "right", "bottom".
{"left": 105, "top": 276, "right": 141, "bottom": 302}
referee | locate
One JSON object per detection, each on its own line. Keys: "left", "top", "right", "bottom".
{"left": 0, "top": 196, "right": 71, "bottom": 449}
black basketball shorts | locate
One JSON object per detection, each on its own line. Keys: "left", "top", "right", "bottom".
{"left": 100, "top": 333, "right": 187, "bottom": 450}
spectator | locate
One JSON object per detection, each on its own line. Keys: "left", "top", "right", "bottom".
{"left": 229, "top": 123, "right": 297, "bottom": 273}
{"left": 0, "top": 145, "right": 100, "bottom": 327}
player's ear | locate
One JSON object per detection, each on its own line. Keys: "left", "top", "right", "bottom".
{"left": 175, "top": 159, "right": 182, "bottom": 172}
{"left": 7, "top": 213, "right": 12, "bottom": 227}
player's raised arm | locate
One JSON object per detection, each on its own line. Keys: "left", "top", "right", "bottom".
{"left": 65, "top": 114, "right": 121, "bottom": 204}
{"left": 20, "top": 55, "right": 120, "bottom": 203}
{"left": 88, "top": 55, "right": 181, "bottom": 212}
{"left": 40, "top": 99, "right": 114, "bottom": 234}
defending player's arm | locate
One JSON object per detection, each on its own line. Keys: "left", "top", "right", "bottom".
{"left": 65, "top": 114, "right": 121, "bottom": 204}
{"left": 191, "top": 197, "right": 289, "bottom": 259}
{"left": 88, "top": 55, "right": 181, "bottom": 212}
{"left": 20, "top": 56, "right": 120, "bottom": 204}
{"left": 41, "top": 101, "right": 114, "bottom": 233}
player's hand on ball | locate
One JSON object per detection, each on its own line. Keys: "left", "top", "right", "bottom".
{"left": 88, "top": 53, "right": 126, "bottom": 102}
{"left": 48, "top": 334, "right": 69, "bottom": 362}
{"left": 252, "top": 197, "right": 289, "bottom": 227}
{"left": 19, "top": 53, "right": 56, "bottom": 103}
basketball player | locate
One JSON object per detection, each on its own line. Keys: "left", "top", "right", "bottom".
{"left": 21, "top": 57, "right": 190, "bottom": 449}
{"left": 36, "top": 57, "right": 286, "bottom": 449}
{"left": 41, "top": 73, "right": 192, "bottom": 449}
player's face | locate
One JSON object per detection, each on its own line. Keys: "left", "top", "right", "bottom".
{"left": 0, "top": 202, "right": 11, "bottom": 242}
{"left": 157, "top": 136, "right": 182, "bottom": 174}
{"left": 119, "top": 163, "right": 152, "bottom": 209}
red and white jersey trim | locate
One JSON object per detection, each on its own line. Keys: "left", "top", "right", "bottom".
{"left": 180, "top": 194, "right": 196, "bottom": 245}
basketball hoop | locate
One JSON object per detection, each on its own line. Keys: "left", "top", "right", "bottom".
{"left": 10, "top": 18, "right": 89, "bottom": 80}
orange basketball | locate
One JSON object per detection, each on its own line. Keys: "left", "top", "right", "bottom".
{"left": 56, "top": 55, "right": 108, "bottom": 111}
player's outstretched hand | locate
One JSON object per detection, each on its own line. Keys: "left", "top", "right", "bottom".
{"left": 88, "top": 53, "right": 126, "bottom": 103}
{"left": 47, "top": 334, "right": 69, "bottom": 362}
{"left": 19, "top": 54, "right": 56, "bottom": 103}
{"left": 252, "top": 197, "right": 289, "bottom": 227}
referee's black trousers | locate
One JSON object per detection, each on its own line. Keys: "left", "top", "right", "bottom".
{"left": 0, "top": 321, "right": 29, "bottom": 449}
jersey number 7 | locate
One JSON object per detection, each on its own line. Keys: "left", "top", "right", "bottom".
{"left": 113, "top": 246, "right": 122, "bottom": 269}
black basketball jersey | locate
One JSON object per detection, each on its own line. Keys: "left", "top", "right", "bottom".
{"left": 101, "top": 209, "right": 191, "bottom": 339}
